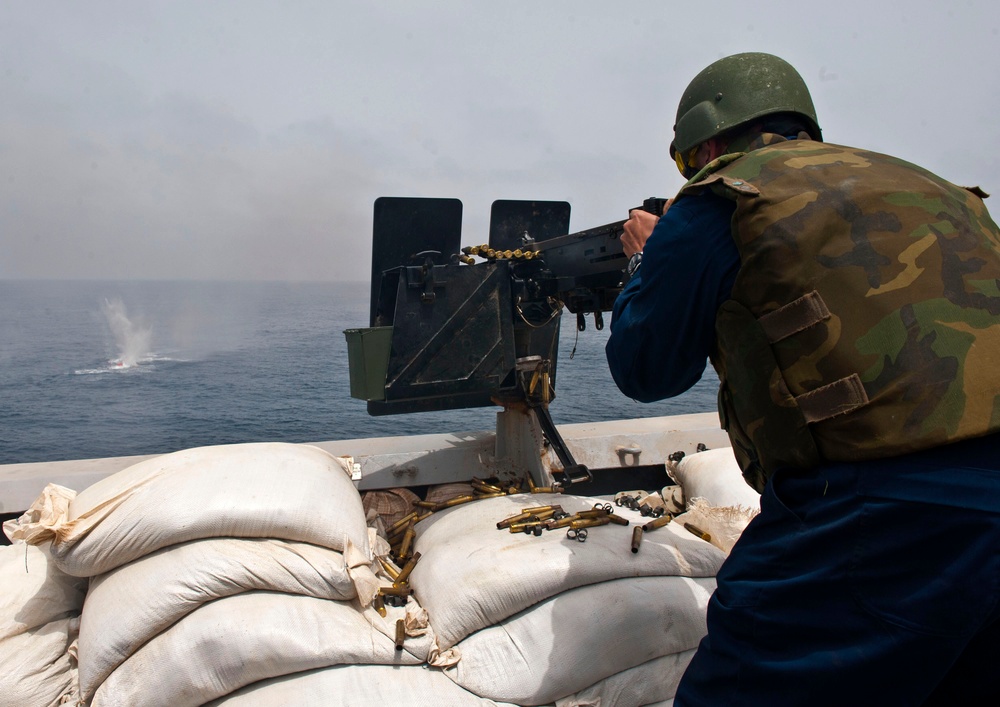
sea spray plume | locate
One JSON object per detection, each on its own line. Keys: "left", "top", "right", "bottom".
{"left": 101, "top": 298, "right": 152, "bottom": 368}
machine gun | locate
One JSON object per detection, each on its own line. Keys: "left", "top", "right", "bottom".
{"left": 346, "top": 196, "right": 665, "bottom": 486}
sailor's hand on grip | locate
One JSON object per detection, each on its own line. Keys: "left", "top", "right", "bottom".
{"left": 622, "top": 199, "right": 674, "bottom": 258}
{"left": 622, "top": 208, "right": 659, "bottom": 258}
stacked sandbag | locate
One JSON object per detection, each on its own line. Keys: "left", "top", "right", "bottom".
{"left": 4, "top": 442, "right": 732, "bottom": 705}
{"left": 77, "top": 538, "right": 359, "bottom": 700}
{"left": 555, "top": 653, "right": 689, "bottom": 707}
{"left": 668, "top": 446, "right": 761, "bottom": 554}
{"left": 5, "top": 442, "right": 372, "bottom": 575}
{"left": 408, "top": 492, "right": 726, "bottom": 705}
{"left": 206, "top": 664, "right": 521, "bottom": 706}
{"left": 0, "top": 543, "right": 87, "bottom": 706}
{"left": 5, "top": 442, "right": 439, "bottom": 706}
{"left": 90, "top": 592, "right": 434, "bottom": 706}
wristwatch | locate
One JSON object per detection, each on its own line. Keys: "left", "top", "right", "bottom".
{"left": 626, "top": 251, "right": 643, "bottom": 277}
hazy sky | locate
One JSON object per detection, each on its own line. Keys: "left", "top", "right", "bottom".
{"left": 3, "top": 1, "right": 999, "bottom": 281}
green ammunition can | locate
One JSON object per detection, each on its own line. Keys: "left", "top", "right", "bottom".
{"left": 344, "top": 327, "right": 393, "bottom": 401}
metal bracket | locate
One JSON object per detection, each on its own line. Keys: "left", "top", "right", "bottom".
{"left": 616, "top": 446, "right": 642, "bottom": 466}
{"left": 530, "top": 403, "right": 592, "bottom": 486}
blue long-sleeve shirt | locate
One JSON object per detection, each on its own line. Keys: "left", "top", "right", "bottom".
{"left": 606, "top": 192, "right": 739, "bottom": 402}
{"left": 606, "top": 173, "right": 1000, "bottom": 510}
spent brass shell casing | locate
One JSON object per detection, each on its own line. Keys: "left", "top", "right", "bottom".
{"left": 387, "top": 519, "right": 413, "bottom": 542}
{"left": 642, "top": 515, "right": 674, "bottom": 532}
{"left": 377, "top": 556, "right": 401, "bottom": 580}
{"left": 527, "top": 476, "right": 537, "bottom": 491}
{"left": 474, "top": 492, "right": 507, "bottom": 501}
{"left": 415, "top": 511, "right": 434, "bottom": 523}
{"left": 441, "top": 494, "right": 476, "bottom": 508}
{"left": 471, "top": 479, "right": 501, "bottom": 489}
{"left": 373, "top": 592, "right": 387, "bottom": 617}
{"left": 394, "top": 619, "right": 405, "bottom": 651}
{"left": 398, "top": 527, "right": 416, "bottom": 559}
{"left": 577, "top": 509, "right": 612, "bottom": 519}
{"left": 521, "top": 505, "right": 562, "bottom": 514}
{"left": 569, "top": 516, "right": 611, "bottom": 530}
{"left": 508, "top": 522, "right": 541, "bottom": 534}
{"left": 506, "top": 510, "right": 555, "bottom": 525}
{"left": 387, "top": 512, "right": 419, "bottom": 536}
{"left": 379, "top": 584, "right": 412, "bottom": 598}
{"left": 684, "top": 523, "right": 712, "bottom": 542}
{"left": 394, "top": 552, "right": 422, "bottom": 584}
{"left": 498, "top": 511, "right": 534, "bottom": 529}
{"left": 606, "top": 513, "right": 630, "bottom": 526}
{"left": 544, "top": 516, "right": 576, "bottom": 530}
{"left": 631, "top": 526, "right": 644, "bottom": 554}
{"left": 386, "top": 530, "right": 408, "bottom": 549}
{"left": 414, "top": 500, "right": 437, "bottom": 509}
{"left": 531, "top": 486, "right": 565, "bottom": 494}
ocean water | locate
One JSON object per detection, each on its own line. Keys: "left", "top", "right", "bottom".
{"left": 0, "top": 280, "right": 718, "bottom": 465}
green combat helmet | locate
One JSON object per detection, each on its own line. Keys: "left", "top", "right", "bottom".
{"left": 670, "top": 52, "right": 822, "bottom": 163}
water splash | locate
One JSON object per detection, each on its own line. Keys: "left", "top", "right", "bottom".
{"left": 102, "top": 298, "right": 152, "bottom": 369}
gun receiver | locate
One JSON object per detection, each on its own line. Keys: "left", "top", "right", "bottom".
{"left": 345, "top": 196, "right": 665, "bottom": 486}
{"left": 533, "top": 196, "right": 667, "bottom": 329}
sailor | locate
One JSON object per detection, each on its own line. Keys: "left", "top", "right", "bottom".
{"left": 606, "top": 52, "right": 1000, "bottom": 704}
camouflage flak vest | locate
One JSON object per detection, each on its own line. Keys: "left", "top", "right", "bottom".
{"left": 679, "top": 137, "right": 1000, "bottom": 492}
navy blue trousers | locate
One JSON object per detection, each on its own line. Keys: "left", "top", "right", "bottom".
{"left": 675, "top": 434, "right": 1000, "bottom": 706}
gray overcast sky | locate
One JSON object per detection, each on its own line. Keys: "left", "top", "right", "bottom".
{"left": 3, "top": 1, "right": 999, "bottom": 281}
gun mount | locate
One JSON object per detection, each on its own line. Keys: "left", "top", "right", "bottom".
{"left": 346, "top": 196, "right": 664, "bottom": 486}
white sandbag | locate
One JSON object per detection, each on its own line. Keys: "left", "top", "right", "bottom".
{"left": 91, "top": 591, "right": 425, "bottom": 707}
{"left": 410, "top": 493, "right": 725, "bottom": 651}
{"left": 78, "top": 538, "right": 357, "bottom": 700}
{"left": 2, "top": 622, "right": 81, "bottom": 707}
{"left": 675, "top": 497, "right": 758, "bottom": 555}
{"left": 355, "top": 592, "right": 460, "bottom": 668}
{"left": 555, "top": 650, "right": 693, "bottom": 707}
{"left": 3, "top": 483, "right": 76, "bottom": 545}
{"left": 0, "top": 544, "right": 87, "bottom": 707}
{"left": 207, "top": 664, "right": 519, "bottom": 706}
{"left": 7, "top": 442, "right": 370, "bottom": 576}
{"left": 667, "top": 447, "right": 760, "bottom": 511}
{"left": 446, "top": 576, "right": 714, "bottom": 705}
